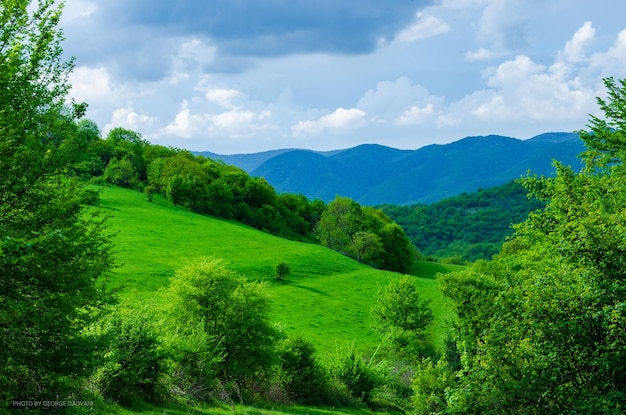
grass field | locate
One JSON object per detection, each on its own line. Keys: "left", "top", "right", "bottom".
{"left": 97, "top": 185, "right": 461, "bottom": 360}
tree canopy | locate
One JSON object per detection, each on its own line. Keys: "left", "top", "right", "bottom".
{"left": 430, "top": 77, "right": 626, "bottom": 414}
{"left": 0, "top": 0, "right": 112, "bottom": 404}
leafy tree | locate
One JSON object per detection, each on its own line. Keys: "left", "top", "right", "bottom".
{"left": 370, "top": 276, "right": 433, "bottom": 356}
{"left": 350, "top": 231, "right": 383, "bottom": 263}
{"left": 330, "top": 342, "right": 386, "bottom": 405}
{"left": 106, "top": 127, "right": 148, "bottom": 180}
{"left": 275, "top": 261, "right": 290, "bottom": 280}
{"left": 104, "top": 156, "right": 140, "bottom": 188}
{"left": 316, "top": 196, "right": 414, "bottom": 271}
{"left": 437, "top": 77, "right": 626, "bottom": 414}
{"left": 166, "top": 258, "right": 277, "bottom": 397}
{"left": 0, "top": 0, "right": 112, "bottom": 404}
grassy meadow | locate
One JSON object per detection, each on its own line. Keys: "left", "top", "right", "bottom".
{"left": 91, "top": 185, "right": 462, "bottom": 413}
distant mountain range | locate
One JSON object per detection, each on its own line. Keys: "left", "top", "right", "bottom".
{"left": 195, "top": 132, "right": 586, "bottom": 205}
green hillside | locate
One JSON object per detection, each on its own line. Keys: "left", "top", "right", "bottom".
{"left": 97, "top": 185, "right": 459, "bottom": 360}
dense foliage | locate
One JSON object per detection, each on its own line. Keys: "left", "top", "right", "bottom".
{"left": 426, "top": 77, "right": 626, "bottom": 414}
{"left": 316, "top": 196, "right": 415, "bottom": 273}
{"left": 0, "top": 0, "right": 112, "bottom": 405}
{"left": 381, "top": 180, "right": 545, "bottom": 261}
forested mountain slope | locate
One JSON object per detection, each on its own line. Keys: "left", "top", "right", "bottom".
{"left": 204, "top": 132, "right": 585, "bottom": 205}
{"left": 380, "top": 180, "right": 545, "bottom": 261}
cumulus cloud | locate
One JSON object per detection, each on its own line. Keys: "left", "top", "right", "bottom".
{"left": 395, "top": 13, "right": 450, "bottom": 42}
{"left": 395, "top": 104, "right": 435, "bottom": 125}
{"left": 105, "top": 106, "right": 158, "bottom": 136}
{"left": 465, "top": 54, "right": 595, "bottom": 123}
{"left": 69, "top": 66, "right": 115, "bottom": 105}
{"left": 357, "top": 77, "right": 444, "bottom": 122}
{"left": 205, "top": 88, "right": 242, "bottom": 109}
{"left": 475, "top": 0, "right": 529, "bottom": 53}
{"left": 162, "top": 101, "right": 209, "bottom": 138}
{"left": 292, "top": 108, "right": 367, "bottom": 136}
{"left": 563, "top": 21, "right": 595, "bottom": 63}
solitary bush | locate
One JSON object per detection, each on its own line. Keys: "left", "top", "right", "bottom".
{"left": 275, "top": 261, "right": 290, "bottom": 280}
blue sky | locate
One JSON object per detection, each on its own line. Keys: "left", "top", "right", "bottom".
{"left": 62, "top": 0, "right": 626, "bottom": 154}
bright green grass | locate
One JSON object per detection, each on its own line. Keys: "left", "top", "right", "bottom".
{"left": 95, "top": 185, "right": 461, "bottom": 360}
{"left": 84, "top": 400, "right": 401, "bottom": 415}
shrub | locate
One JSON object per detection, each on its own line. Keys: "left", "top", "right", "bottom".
{"left": 95, "top": 309, "right": 167, "bottom": 406}
{"left": 275, "top": 261, "right": 290, "bottom": 280}
{"left": 330, "top": 342, "right": 386, "bottom": 405}
{"left": 276, "top": 336, "right": 328, "bottom": 404}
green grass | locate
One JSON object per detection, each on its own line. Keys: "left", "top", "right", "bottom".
{"left": 85, "top": 185, "right": 464, "bottom": 414}
{"left": 96, "top": 185, "right": 461, "bottom": 360}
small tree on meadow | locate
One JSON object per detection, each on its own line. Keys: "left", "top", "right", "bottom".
{"left": 275, "top": 261, "right": 290, "bottom": 280}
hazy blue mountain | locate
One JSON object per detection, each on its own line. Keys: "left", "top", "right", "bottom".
{"left": 199, "top": 132, "right": 585, "bottom": 205}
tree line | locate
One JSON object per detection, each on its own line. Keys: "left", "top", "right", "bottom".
{"left": 70, "top": 121, "right": 414, "bottom": 273}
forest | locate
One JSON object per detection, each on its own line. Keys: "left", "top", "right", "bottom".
{"left": 2, "top": 1, "right": 626, "bottom": 414}
{"left": 380, "top": 180, "right": 546, "bottom": 262}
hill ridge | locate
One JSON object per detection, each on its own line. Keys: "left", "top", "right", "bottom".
{"left": 197, "top": 132, "right": 584, "bottom": 205}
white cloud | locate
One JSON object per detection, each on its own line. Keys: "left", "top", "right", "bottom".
{"left": 292, "top": 108, "right": 367, "bottom": 136}
{"left": 395, "top": 104, "right": 435, "bottom": 125}
{"left": 465, "top": 47, "right": 498, "bottom": 62}
{"left": 467, "top": 54, "right": 595, "bottom": 122}
{"left": 357, "top": 77, "right": 443, "bottom": 123}
{"left": 589, "top": 29, "right": 626, "bottom": 79}
{"left": 209, "top": 109, "right": 274, "bottom": 137}
{"left": 69, "top": 66, "right": 115, "bottom": 105}
{"left": 205, "top": 88, "right": 242, "bottom": 109}
{"left": 105, "top": 106, "right": 158, "bottom": 136}
{"left": 475, "top": 0, "right": 529, "bottom": 53}
{"left": 162, "top": 101, "right": 209, "bottom": 138}
{"left": 395, "top": 13, "right": 450, "bottom": 42}
{"left": 563, "top": 21, "right": 595, "bottom": 63}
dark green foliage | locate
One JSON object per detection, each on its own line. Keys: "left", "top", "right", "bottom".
{"left": 276, "top": 336, "right": 328, "bottom": 404}
{"left": 96, "top": 309, "right": 167, "bottom": 406}
{"left": 316, "top": 196, "right": 414, "bottom": 272}
{"left": 0, "top": 0, "right": 113, "bottom": 406}
{"left": 275, "top": 261, "right": 290, "bottom": 280}
{"left": 381, "top": 180, "right": 545, "bottom": 261}
{"left": 104, "top": 157, "right": 140, "bottom": 188}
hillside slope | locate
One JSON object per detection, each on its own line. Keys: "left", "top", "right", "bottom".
{"left": 97, "top": 186, "right": 458, "bottom": 359}
{"left": 204, "top": 132, "right": 584, "bottom": 205}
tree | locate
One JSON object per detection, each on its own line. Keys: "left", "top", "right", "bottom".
{"left": 349, "top": 231, "right": 383, "bottom": 263}
{"left": 370, "top": 276, "right": 433, "bottom": 356}
{"left": 0, "top": 0, "right": 112, "bottom": 405}
{"left": 166, "top": 258, "right": 277, "bottom": 398}
{"left": 275, "top": 261, "right": 290, "bottom": 280}
{"left": 437, "top": 77, "right": 626, "bottom": 414}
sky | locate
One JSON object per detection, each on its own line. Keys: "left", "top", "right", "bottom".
{"left": 61, "top": 0, "right": 626, "bottom": 154}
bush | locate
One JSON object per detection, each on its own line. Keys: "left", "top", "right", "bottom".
{"left": 276, "top": 336, "right": 328, "bottom": 404}
{"left": 275, "top": 261, "right": 290, "bottom": 280}
{"left": 95, "top": 308, "right": 167, "bottom": 406}
{"left": 330, "top": 342, "right": 386, "bottom": 405}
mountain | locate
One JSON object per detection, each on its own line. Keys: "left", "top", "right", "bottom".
{"left": 200, "top": 132, "right": 586, "bottom": 205}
